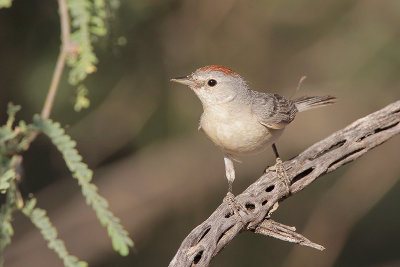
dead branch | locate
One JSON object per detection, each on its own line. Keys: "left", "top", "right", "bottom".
{"left": 169, "top": 100, "right": 400, "bottom": 267}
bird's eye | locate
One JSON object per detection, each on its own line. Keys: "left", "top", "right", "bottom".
{"left": 207, "top": 79, "right": 217, "bottom": 87}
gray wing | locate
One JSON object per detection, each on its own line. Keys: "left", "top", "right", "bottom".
{"left": 250, "top": 91, "right": 298, "bottom": 129}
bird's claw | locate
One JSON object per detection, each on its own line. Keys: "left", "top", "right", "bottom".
{"left": 223, "top": 192, "right": 247, "bottom": 223}
{"left": 268, "top": 157, "right": 291, "bottom": 194}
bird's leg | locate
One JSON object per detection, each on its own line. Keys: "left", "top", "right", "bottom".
{"left": 269, "top": 143, "right": 291, "bottom": 194}
{"left": 223, "top": 154, "right": 246, "bottom": 222}
{"left": 224, "top": 154, "right": 235, "bottom": 193}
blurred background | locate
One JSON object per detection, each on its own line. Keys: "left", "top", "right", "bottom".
{"left": 1, "top": 0, "right": 400, "bottom": 266}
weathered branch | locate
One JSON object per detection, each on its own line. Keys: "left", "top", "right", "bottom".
{"left": 169, "top": 100, "right": 400, "bottom": 267}
{"left": 254, "top": 219, "right": 325, "bottom": 251}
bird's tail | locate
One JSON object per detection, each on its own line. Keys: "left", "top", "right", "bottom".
{"left": 294, "top": 95, "right": 336, "bottom": 112}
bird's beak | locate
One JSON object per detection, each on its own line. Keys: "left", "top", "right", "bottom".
{"left": 170, "top": 76, "right": 197, "bottom": 87}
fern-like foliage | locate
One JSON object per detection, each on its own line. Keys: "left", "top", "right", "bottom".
{"left": 66, "top": 0, "right": 119, "bottom": 111}
{"left": 0, "top": 104, "right": 21, "bottom": 194}
{"left": 0, "top": 104, "right": 23, "bottom": 266}
{"left": 74, "top": 85, "right": 90, "bottom": 112}
{"left": 5, "top": 103, "right": 20, "bottom": 130}
{"left": 33, "top": 115, "right": 134, "bottom": 256}
{"left": 22, "top": 198, "right": 88, "bottom": 267}
{"left": 0, "top": 103, "right": 20, "bottom": 147}
{"left": 0, "top": 169, "right": 15, "bottom": 193}
{"left": 0, "top": 181, "right": 16, "bottom": 266}
{"left": 0, "top": 104, "right": 34, "bottom": 158}
{"left": 66, "top": 0, "right": 107, "bottom": 86}
{"left": 1, "top": 104, "right": 132, "bottom": 266}
{"left": 0, "top": 0, "right": 13, "bottom": 8}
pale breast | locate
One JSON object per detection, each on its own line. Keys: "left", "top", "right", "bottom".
{"left": 200, "top": 107, "right": 284, "bottom": 155}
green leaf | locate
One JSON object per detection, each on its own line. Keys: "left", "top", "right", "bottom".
{"left": 66, "top": 0, "right": 109, "bottom": 86}
{"left": 22, "top": 198, "right": 88, "bottom": 267}
{"left": 0, "top": 180, "right": 17, "bottom": 266}
{"left": 0, "top": 127, "right": 16, "bottom": 144}
{"left": 6, "top": 103, "right": 21, "bottom": 129}
{"left": 0, "top": 169, "right": 15, "bottom": 193}
{"left": 0, "top": 103, "right": 31, "bottom": 155}
{"left": 74, "top": 85, "right": 90, "bottom": 112}
{"left": 0, "top": 0, "right": 13, "bottom": 8}
{"left": 65, "top": 0, "right": 119, "bottom": 112}
{"left": 33, "top": 116, "right": 134, "bottom": 256}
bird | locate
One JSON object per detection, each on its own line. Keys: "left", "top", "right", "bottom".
{"left": 171, "top": 65, "right": 335, "bottom": 198}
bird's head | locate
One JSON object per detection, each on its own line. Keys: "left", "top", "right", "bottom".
{"left": 171, "top": 65, "right": 249, "bottom": 106}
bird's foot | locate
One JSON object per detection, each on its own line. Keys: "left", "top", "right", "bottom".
{"left": 223, "top": 192, "right": 247, "bottom": 223}
{"left": 268, "top": 158, "right": 291, "bottom": 194}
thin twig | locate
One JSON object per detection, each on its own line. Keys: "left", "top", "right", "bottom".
{"left": 22, "top": 0, "right": 71, "bottom": 146}
{"left": 40, "top": 0, "right": 71, "bottom": 119}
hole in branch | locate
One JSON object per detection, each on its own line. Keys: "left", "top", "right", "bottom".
{"left": 245, "top": 203, "right": 256, "bottom": 212}
{"left": 198, "top": 227, "right": 210, "bottom": 243}
{"left": 309, "top": 140, "right": 346, "bottom": 160}
{"left": 357, "top": 122, "right": 399, "bottom": 142}
{"left": 193, "top": 250, "right": 203, "bottom": 265}
{"left": 374, "top": 122, "right": 399, "bottom": 134}
{"left": 262, "top": 200, "right": 268, "bottom": 206}
{"left": 393, "top": 108, "right": 400, "bottom": 114}
{"left": 265, "top": 185, "right": 275, "bottom": 192}
{"left": 328, "top": 148, "right": 365, "bottom": 169}
{"left": 357, "top": 133, "right": 372, "bottom": 142}
{"left": 225, "top": 212, "right": 232, "bottom": 218}
{"left": 292, "top": 167, "right": 314, "bottom": 184}
{"left": 217, "top": 225, "right": 234, "bottom": 244}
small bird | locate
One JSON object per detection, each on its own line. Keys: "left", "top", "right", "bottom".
{"left": 171, "top": 65, "right": 335, "bottom": 197}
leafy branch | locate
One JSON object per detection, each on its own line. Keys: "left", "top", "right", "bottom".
{"left": 22, "top": 198, "right": 87, "bottom": 267}
{"left": 33, "top": 116, "right": 134, "bottom": 256}
{"left": 0, "top": 0, "right": 133, "bottom": 266}
{"left": 66, "top": 0, "right": 112, "bottom": 111}
{"left": 0, "top": 181, "right": 16, "bottom": 265}
{"left": 0, "top": 104, "right": 33, "bottom": 266}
